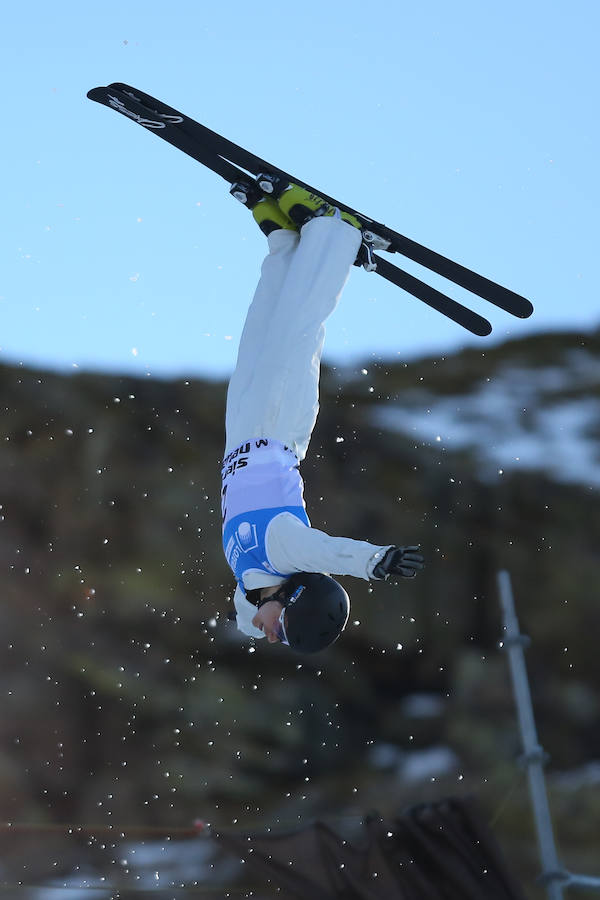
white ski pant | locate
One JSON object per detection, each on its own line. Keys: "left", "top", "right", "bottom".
{"left": 225, "top": 216, "right": 362, "bottom": 460}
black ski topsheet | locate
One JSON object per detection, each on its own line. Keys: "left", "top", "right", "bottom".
{"left": 87, "top": 83, "right": 534, "bottom": 334}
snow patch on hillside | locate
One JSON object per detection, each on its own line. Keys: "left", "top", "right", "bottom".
{"left": 374, "top": 358, "right": 600, "bottom": 487}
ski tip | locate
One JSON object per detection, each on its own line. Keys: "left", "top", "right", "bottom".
{"left": 489, "top": 289, "right": 534, "bottom": 319}
{"left": 515, "top": 297, "right": 535, "bottom": 319}
{"left": 87, "top": 84, "right": 129, "bottom": 101}
{"left": 475, "top": 319, "right": 493, "bottom": 337}
{"left": 87, "top": 86, "right": 107, "bottom": 101}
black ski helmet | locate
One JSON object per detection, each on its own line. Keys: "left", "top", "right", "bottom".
{"left": 269, "top": 572, "right": 350, "bottom": 653}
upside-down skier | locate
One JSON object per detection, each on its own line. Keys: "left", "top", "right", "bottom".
{"left": 221, "top": 185, "right": 424, "bottom": 653}
{"left": 83, "top": 84, "right": 539, "bottom": 653}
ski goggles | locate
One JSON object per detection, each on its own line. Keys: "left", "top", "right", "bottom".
{"left": 275, "top": 606, "right": 289, "bottom": 646}
{"left": 271, "top": 582, "right": 306, "bottom": 647}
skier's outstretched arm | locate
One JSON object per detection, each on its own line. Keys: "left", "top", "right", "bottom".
{"left": 266, "top": 513, "right": 423, "bottom": 581}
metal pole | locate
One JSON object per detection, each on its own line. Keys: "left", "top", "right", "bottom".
{"left": 497, "top": 570, "right": 566, "bottom": 900}
{"left": 563, "top": 874, "right": 600, "bottom": 890}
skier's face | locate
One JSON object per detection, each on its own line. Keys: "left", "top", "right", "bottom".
{"left": 252, "top": 599, "right": 287, "bottom": 644}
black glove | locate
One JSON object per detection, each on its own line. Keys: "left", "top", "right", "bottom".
{"left": 372, "top": 545, "right": 424, "bottom": 580}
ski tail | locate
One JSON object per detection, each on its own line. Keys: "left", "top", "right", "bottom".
{"left": 374, "top": 256, "right": 492, "bottom": 336}
{"left": 387, "top": 233, "right": 534, "bottom": 319}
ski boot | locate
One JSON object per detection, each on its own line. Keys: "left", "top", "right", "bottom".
{"left": 257, "top": 176, "right": 376, "bottom": 270}
{"left": 277, "top": 183, "right": 363, "bottom": 231}
{"left": 230, "top": 180, "right": 297, "bottom": 237}
{"left": 255, "top": 173, "right": 362, "bottom": 230}
{"left": 252, "top": 198, "right": 297, "bottom": 236}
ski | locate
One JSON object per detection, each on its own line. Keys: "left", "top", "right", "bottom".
{"left": 87, "top": 85, "right": 491, "bottom": 337}
{"left": 102, "top": 84, "right": 534, "bottom": 322}
{"left": 87, "top": 83, "right": 533, "bottom": 335}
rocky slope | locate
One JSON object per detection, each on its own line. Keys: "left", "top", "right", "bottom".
{"left": 1, "top": 326, "right": 598, "bottom": 896}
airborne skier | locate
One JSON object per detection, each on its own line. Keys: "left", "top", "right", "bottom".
{"left": 222, "top": 185, "right": 424, "bottom": 653}
{"left": 86, "top": 82, "right": 535, "bottom": 652}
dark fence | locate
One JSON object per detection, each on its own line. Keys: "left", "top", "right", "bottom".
{"left": 217, "top": 796, "right": 528, "bottom": 900}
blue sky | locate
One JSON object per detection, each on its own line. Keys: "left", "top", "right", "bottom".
{"left": 2, "top": 1, "right": 598, "bottom": 379}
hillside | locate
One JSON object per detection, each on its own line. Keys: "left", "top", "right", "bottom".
{"left": 1, "top": 327, "right": 599, "bottom": 895}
